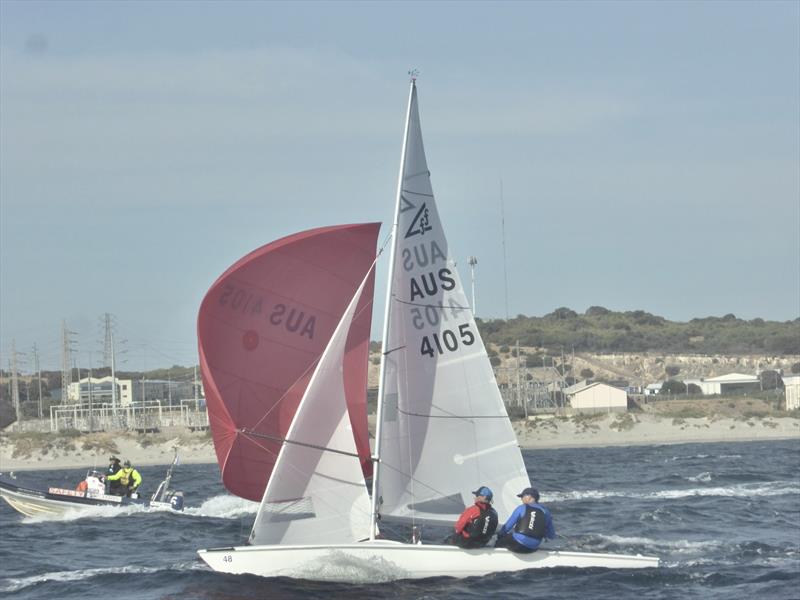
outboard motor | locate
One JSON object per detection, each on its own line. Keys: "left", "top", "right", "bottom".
{"left": 170, "top": 492, "right": 184, "bottom": 511}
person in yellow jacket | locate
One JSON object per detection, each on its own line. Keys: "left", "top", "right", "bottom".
{"left": 106, "top": 460, "right": 143, "bottom": 496}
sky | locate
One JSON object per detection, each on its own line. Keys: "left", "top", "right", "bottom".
{"left": 1, "top": 0, "right": 798, "bottom": 371}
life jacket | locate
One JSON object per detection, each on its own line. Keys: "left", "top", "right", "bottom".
{"left": 464, "top": 505, "right": 498, "bottom": 544}
{"left": 76, "top": 480, "right": 88, "bottom": 492}
{"left": 514, "top": 505, "right": 547, "bottom": 540}
{"left": 118, "top": 468, "right": 133, "bottom": 486}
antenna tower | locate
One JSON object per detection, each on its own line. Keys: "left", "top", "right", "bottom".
{"left": 61, "top": 320, "right": 76, "bottom": 404}
{"left": 468, "top": 256, "right": 478, "bottom": 316}
{"left": 32, "top": 343, "right": 43, "bottom": 418}
{"left": 500, "top": 179, "right": 510, "bottom": 320}
{"left": 103, "top": 313, "right": 116, "bottom": 367}
{"left": 10, "top": 339, "right": 20, "bottom": 421}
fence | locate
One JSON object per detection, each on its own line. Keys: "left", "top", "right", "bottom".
{"left": 45, "top": 399, "right": 209, "bottom": 433}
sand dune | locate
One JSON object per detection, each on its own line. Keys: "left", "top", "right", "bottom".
{"left": 1, "top": 414, "right": 798, "bottom": 473}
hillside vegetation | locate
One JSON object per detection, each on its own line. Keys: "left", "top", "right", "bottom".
{"left": 476, "top": 308, "right": 800, "bottom": 355}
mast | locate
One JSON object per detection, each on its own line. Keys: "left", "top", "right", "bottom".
{"left": 370, "top": 75, "right": 416, "bottom": 540}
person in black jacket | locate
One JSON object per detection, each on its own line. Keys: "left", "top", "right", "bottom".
{"left": 106, "top": 456, "right": 123, "bottom": 495}
{"left": 449, "top": 486, "right": 499, "bottom": 548}
{"left": 495, "top": 487, "right": 555, "bottom": 553}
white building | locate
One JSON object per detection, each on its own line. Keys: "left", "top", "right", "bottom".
{"left": 67, "top": 376, "right": 134, "bottom": 406}
{"left": 644, "top": 383, "right": 662, "bottom": 396}
{"left": 568, "top": 382, "right": 628, "bottom": 413}
{"left": 682, "top": 373, "right": 761, "bottom": 396}
{"left": 784, "top": 375, "right": 800, "bottom": 411}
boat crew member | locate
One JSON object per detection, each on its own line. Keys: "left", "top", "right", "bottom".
{"left": 106, "top": 456, "right": 123, "bottom": 495}
{"left": 450, "top": 486, "right": 498, "bottom": 548}
{"left": 106, "top": 460, "right": 143, "bottom": 496}
{"left": 494, "top": 487, "right": 555, "bottom": 553}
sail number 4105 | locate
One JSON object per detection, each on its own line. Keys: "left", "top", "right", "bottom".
{"left": 420, "top": 323, "right": 475, "bottom": 357}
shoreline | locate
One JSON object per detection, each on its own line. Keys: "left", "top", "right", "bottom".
{"left": 1, "top": 414, "right": 798, "bottom": 473}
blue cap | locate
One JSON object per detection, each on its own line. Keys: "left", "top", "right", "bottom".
{"left": 517, "top": 487, "right": 540, "bottom": 501}
{"left": 472, "top": 486, "right": 493, "bottom": 501}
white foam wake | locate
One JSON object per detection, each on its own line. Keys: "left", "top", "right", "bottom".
{"left": 588, "top": 533, "right": 722, "bottom": 552}
{"left": 184, "top": 494, "right": 258, "bottom": 519}
{"left": 22, "top": 502, "right": 149, "bottom": 524}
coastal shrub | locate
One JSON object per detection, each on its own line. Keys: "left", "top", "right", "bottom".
{"left": 81, "top": 435, "right": 119, "bottom": 455}
{"left": 673, "top": 407, "right": 706, "bottom": 419}
{"left": 742, "top": 410, "right": 769, "bottom": 419}
{"left": 661, "top": 380, "right": 687, "bottom": 395}
{"left": 571, "top": 412, "right": 603, "bottom": 432}
{"left": 610, "top": 413, "right": 636, "bottom": 431}
{"left": 571, "top": 412, "right": 604, "bottom": 424}
{"left": 525, "top": 354, "right": 543, "bottom": 368}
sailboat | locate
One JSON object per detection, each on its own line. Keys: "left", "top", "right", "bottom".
{"left": 196, "top": 78, "right": 659, "bottom": 580}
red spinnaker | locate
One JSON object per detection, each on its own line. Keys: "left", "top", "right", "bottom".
{"left": 197, "top": 223, "right": 380, "bottom": 502}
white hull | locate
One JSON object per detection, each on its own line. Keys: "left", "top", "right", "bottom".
{"left": 0, "top": 486, "right": 87, "bottom": 517}
{"left": 197, "top": 540, "right": 659, "bottom": 582}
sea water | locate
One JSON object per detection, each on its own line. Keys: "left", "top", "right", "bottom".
{"left": 0, "top": 439, "right": 797, "bottom": 600}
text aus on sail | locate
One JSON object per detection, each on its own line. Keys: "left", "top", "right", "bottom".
{"left": 402, "top": 240, "right": 476, "bottom": 358}
{"left": 217, "top": 283, "right": 317, "bottom": 342}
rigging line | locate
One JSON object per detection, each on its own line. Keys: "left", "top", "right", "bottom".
{"left": 377, "top": 459, "right": 465, "bottom": 512}
{"left": 394, "top": 298, "right": 471, "bottom": 311}
{"left": 402, "top": 170, "right": 431, "bottom": 182}
{"left": 378, "top": 232, "right": 393, "bottom": 255}
{"left": 239, "top": 430, "right": 362, "bottom": 461}
{"left": 237, "top": 433, "right": 364, "bottom": 529}
{"left": 396, "top": 409, "right": 510, "bottom": 420}
{"left": 401, "top": 188, "right": 433, "bottom": 197}
{"left": 383, "top": 344, "right": 407, "bottom": 356}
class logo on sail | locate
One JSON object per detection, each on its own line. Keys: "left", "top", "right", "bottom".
{"left": 402, "top": 195, "right": 432, "bottom": 239}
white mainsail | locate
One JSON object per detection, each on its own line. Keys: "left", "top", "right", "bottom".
{"left": 376, "top": 82, "right": 530, "bottom": 526}
{"left": 249, "top": 266, "right": 375, "bottom": 546}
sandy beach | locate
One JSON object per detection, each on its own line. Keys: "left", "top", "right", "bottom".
{"left": 512, "top": 413, "right": 800, "bottom": 449}
{"left": 1, "top": 413, "right": 797, "bottom": 473}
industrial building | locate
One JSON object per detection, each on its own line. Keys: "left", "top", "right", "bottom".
{"left": 682, "top": 373, "right": 761, "bottom": 396}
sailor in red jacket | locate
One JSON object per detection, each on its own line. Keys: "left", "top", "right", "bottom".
{"left": 450, "top": 486, "right": 499, "bottom": 548}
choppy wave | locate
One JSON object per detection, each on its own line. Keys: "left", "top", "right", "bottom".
{"left": 666, "top": 453, "right": 742, "bottom": 462}
{"left": 584, "top": 534, "right": 722, "bottom": 552}
{"left": 549, "top": 480, "right": 799, "bottom": 502}
{"left": 667, "top": 454, "right": 710, "bottom": 461}
{"left": 685, "top": 471, "right": 713, "bottom": 483}
{"left": 0, "top": 562, "right": 203, "bottom": 594}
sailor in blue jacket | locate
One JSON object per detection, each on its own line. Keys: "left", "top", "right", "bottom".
{"left": 495, "top": 487, "right": 555, "bottom": 553}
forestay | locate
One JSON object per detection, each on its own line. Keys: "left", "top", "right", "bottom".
{"left": 377, "top": 83, "right": 529, "bottom": 525}
{"left": 250, "top": 265, "right": 376, "bottom": 546}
